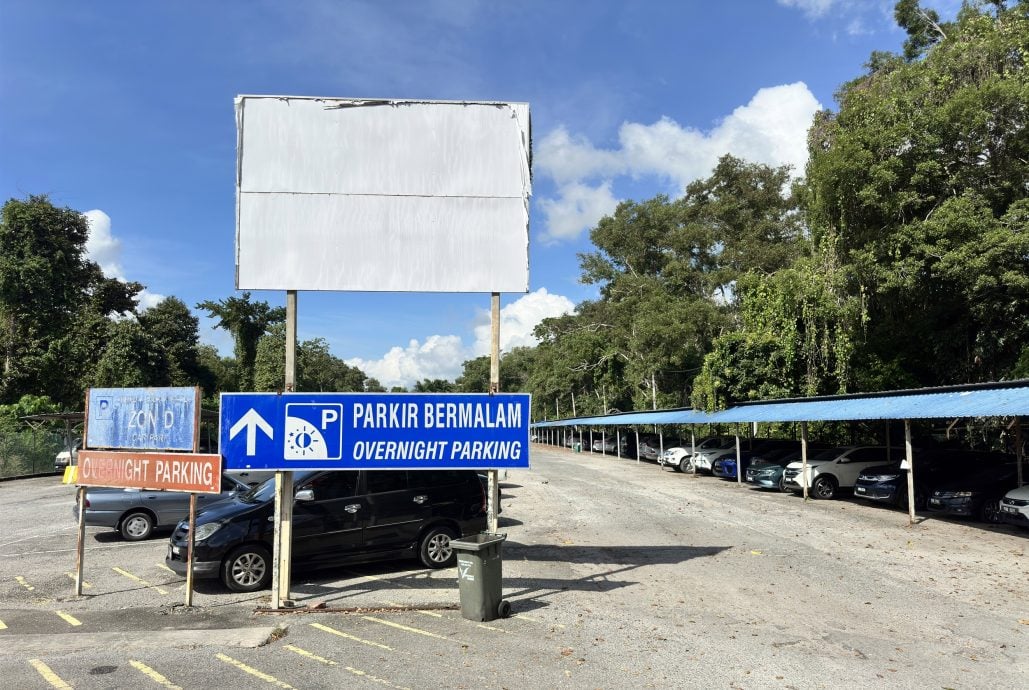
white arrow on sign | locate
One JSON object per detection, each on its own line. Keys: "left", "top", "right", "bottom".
{"left": 229, "top": 408, "right": 274, "bottom": 456}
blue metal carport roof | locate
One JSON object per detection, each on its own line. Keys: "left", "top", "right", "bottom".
{"left": 531, "top": 381, "right": 1029, "bottom": 427}
{"left": 703, "top": 384, "right": 1029, "bottom": 423}
{"left": 533, "top": 408, "right": 715, "bottom": 427}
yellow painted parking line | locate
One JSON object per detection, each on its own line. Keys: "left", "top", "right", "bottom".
{"left": 215, "top": 653, "right": 296, "bottom": 689}
{"left": 112, "top": 567, "right": 169, "bottom": 595}
{"left": 476, "top": 622, "right": 509, "bottom": 633}
{"left": 15, "top": 575, "right": 34, "bottom": 591}
{"left": 156, "top": 562, "right": 176, "bottom": 574}
{"left": 130, "top": 660, "right": 183, "bottom": 690}
{"left": 343, "top": 665, "right": 412, "bottom": 690}
{"left": 363, "top": 616, "right": 455, "bottom": 642}
{"left": 284, "top": 644, "right": 337, "bottom": 665}
{"left": 0, "top": 618, "right": 7, "bottom": 630}
{"left": 310, "top": 622, "right": 393, "bottom": 651}
{"left": 65, "top": 572, "right": 92, "bottom": 588}
{"left": 29, "top": 659, "right": 72, "bottom": 689}
{"left": 55, "top": 611, "right": 82, "bottom": 627}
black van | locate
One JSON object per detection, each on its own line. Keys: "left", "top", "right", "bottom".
{"left": 165, "top": 469, "right": 488, "bottom": 592}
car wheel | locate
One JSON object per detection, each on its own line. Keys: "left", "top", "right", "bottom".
{"left": 811, "top": 475, "right": 837, "bottom": 500}
{"left": 419, "top": 526, "right": 457, "bottom": 568}
{"left": 979, "top": 499, "right": 1003, "bottom": 524}
{"left": 222, "top": 545, "right": 272, "bottom": 592}
{"left": 778, "top": 475, "right": 790, "bottom": 493}
{"left": 678, "top": 457, "right": 693, "bottom": 473}
{"left": 120, "top": 511, "right": 154, "bottom": 541}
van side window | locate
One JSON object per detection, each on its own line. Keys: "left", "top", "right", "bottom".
{"left": 304, "top": 472, "right": 358, "bottom": 500}
{"left": 365, "top": 471, "right": 409, "bottom": 494}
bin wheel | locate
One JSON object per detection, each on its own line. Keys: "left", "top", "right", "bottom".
{"left": 497, "top": 600, "right": 512, "bottom": 619}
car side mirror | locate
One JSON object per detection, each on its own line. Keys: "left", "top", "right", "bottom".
{"left": 295, "top": 489, "right": 315, "bottom": 502}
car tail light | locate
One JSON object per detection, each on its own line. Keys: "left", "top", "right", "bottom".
{"left": 83, "top": 497, "right": 90, "bottom": 508}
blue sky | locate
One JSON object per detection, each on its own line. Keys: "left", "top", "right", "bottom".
{"left": 0, "top": 0, "right": 960, "bottom": 388}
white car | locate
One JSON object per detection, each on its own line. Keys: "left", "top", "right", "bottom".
{"left": 782, "top": 446, "right": 902, "bottom": 499}
{"left": 998, "top": 485, "right": 1029, "bottom": 530}
{"left": 660, "top": 446, "right": 694, "bottom": 472}
{"left": 54, "top": 439, "right": 81, "bottom": 472}
{"left": 659, "top": 436, "right": 735, "bottom": 473}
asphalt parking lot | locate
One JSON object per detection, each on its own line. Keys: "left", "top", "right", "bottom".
{"left": 1, "top": 444, "right": 1026, "bottom": 689}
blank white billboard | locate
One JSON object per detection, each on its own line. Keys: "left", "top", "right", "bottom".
{"left": 235, "top": 96, "right": 531, "bottom": 293}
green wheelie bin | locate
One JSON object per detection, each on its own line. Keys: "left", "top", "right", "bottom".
{"left": 451, "top": 532, "right": 511, "bottom": 622}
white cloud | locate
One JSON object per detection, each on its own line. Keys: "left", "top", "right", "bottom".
{"left": 347, "top": 289, "right": 575, "bottom": 389}
{"left": 471, "top": 288, "right": 575, "bottom": 355}
{"left": 538, "top": 181, "right": 619, "bottom": 244}
{"left": 535, "top": 82, "right": 822, "bottom": 241}
{"left": 83, "top": 209, "right": 166, "bottom": 311}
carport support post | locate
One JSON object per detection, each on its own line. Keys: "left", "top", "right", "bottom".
{"left": 735, "top": 434, "right": 742, "bottom": 484}
{"left": 801, "top": 421, "right": 809, "bottom": 500}
{"left": 1016, "top": 417, "right": 1023, "bottom": 487}
{"left": 589, "top": 429, "right": 594, "bottom": 454}
{"left": 905, "top": 419, "right": 916, "bottom": 525}
{"left": 74, "top": 486, "right": 85, "bottom": 596}
{"left": 272, "top": 290, "right": 298, "bottom": 610}
{"left": 616, "top": 428, "right": 622, "bottom": 458}
{"left": 690, "top": 427, "right": 696, "bottom": 472}
{"left": 635, "top": 429, "right": 640, "bottom": 464}
{"left": 487, "top": 292, "right": 500, "bottom": 534}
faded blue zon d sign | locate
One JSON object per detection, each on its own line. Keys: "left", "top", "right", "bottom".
{"left": 86, "top": 387, "right": 198, "bottom": 451}
{"left": 220, "top": 392, "right": 531, "bottom": 471}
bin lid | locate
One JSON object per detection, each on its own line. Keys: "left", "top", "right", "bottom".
{"left": 451, "top": 532, "right": 507, "bottom": 551}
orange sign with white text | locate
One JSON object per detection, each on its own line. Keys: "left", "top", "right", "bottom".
{"left": 77, "top": 450, "right": 222, "bottom": 494}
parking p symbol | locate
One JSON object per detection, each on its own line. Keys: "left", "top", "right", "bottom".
{"left": 321, "top": 409, "right": 339, "bottom": 429}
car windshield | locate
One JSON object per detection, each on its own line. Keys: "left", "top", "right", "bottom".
{"left": 238, "top": 471, "right": 317, "bottom": 503}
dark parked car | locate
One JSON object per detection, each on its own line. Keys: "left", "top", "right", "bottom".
{"left": 745, "top": 446, "right": 833, "bottom": 491}
{"left": 712, "top": 442, "right": 799, "bottom": 480}
{"left": 926, "top": 463, "right": 1020, "bottom": 523}
{"left": 854, "top": 451, "right": 1009, "bottom": 510}
{"left": 76, "top": 474, "right": 249, "bottom": 541}
{"left": 166, "top": 469, "right": 488, "bottom": 592}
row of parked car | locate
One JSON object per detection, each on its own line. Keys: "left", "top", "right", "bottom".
{"left": 551, "top": 431, "right": 1028, "bottom": 529}
{"left": 74, "top": 468, "right": 493, "bottom": 592}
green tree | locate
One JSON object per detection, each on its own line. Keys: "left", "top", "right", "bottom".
{"left": 197, "top": 293, "right": 285, "bottom": 392}
{"left": 138, "top": 297, "right": 202, "bottom": 387}
{"left": 89, "top": 320, "right": 170, "bottom": 388}
{"left": 0, "top": 394, "right": 60, "bottom": 432}
{"left": 804, "top": 1, "right": 1029, "bottom": 385}
{"left": 0, "top": 195, "right": 142, "bottom": 406}
{"left": 414, "top": 379, "right": 455, "bottom": 393}
{"left": 253, "top": 324, "right": 369, "bottom": 392}
{"left": 196, "top": 344, "right": 236, "bottom": 401}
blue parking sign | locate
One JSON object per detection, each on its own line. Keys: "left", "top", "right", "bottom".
{"left": 220, "top": 392, "right": 531, "bottom": 471}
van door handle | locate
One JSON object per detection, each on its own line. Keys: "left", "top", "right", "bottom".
{"left": 344, "top": 504, "right": 362, "bottom": 513}
{"left": 413, "top": 495, "right": 428, "bottom": 505}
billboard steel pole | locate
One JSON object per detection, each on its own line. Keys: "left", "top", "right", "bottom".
{"left": 488, "top": 292, "right": 500, "bottom": 534}
{"left": 273, "top": 290, "right": 298, "bottom": 609}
